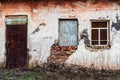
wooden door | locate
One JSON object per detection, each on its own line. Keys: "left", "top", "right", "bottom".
{"left": 6, "top": 25, "right": 27, "bottom": 69}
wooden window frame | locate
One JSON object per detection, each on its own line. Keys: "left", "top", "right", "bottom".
{"left": 90, "top": 20, "right": 110, "bottom": 48}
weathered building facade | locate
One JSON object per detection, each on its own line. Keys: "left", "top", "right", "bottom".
{"left": 0, "top": 0, "right": 120, "bottom": 69}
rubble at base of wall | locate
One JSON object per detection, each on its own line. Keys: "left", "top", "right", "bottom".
{"left": 0, "top": 61, "right": 6, "bottom": 69}
{"left": 34, "top": 62, "right": 120, "bottom": 75}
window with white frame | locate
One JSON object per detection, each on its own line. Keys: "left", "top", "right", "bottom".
{"left": 91, "top": 21, "right": 109, "bottom": 46}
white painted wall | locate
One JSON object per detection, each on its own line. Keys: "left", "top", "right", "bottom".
{"left": 0, "top": 1, "right": 120, "bottom": 69}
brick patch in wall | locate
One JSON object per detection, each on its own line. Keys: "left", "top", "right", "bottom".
{"left": 48, "top": 46, "right": 77, "bottom": 64}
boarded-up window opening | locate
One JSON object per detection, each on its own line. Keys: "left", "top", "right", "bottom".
{"left": 59, "top": 19, "right": 78, "bottom": 46}
{"left": 91, "top": 21, "right": 109, "bottom": 46}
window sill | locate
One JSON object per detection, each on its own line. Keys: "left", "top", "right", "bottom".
{"left": 90, "top": 45, "right": 111, "bottom": 49}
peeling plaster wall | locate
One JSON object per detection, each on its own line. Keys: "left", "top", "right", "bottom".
{"left": 0, "top": 1, "right": 120, "bottom": 69}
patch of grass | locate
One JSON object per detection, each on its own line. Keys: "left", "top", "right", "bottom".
{"left": 2, "top": 73, "right": 13, "bottom": 80}
{"left": 111, "top": 71, "right": 120, "bottom": 78}
{"left": 36, "top": 70, "right": 47, "bottom": 80}
{"left": 3, "top": 66, "right": 120, "bottom": 80}
{"left": 21, "top": 70, "right": 52, "bottom": 80}
{"left": 22, "top": 73, "right": 36, "bottom": 80}
{"left": 86, "top": 77, "right": 95, "bottom": 80}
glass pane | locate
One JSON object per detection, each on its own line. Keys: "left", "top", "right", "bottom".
{"left": 92, "top": 29, "right": 98, "bottom": 40}
{"left": 100, "top": 41, "right": 107, "bottom": 45}
{"left": 100, "top": 29, "right": 107, "bottom": 40}
{"left": 92, "top": 41, "right": 98, "bottom": 45}
{"left": 92, "top": 22, "right": 107, "bottom": 28}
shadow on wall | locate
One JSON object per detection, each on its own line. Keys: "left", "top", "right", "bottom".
{"left": 112, "top": 14, "right": 120, "bottom": 30}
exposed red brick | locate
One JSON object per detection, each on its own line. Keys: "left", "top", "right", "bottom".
{"left": 48, "top": 46, "right": 77, "bottom": 64}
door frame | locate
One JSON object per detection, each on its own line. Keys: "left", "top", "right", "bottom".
{"left": 5, "top": 15, "right": 28, "bottom": 68}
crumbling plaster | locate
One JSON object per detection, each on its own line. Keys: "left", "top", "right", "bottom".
{"left": 0, "top": 1, "right": 119, "bottom": 69}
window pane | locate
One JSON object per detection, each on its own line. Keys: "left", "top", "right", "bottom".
{"left": 92, "top": 41, "right": 98, "bottom": 45}
{"left": 100, "top": 41, "right": 107, "bottom": 45}
{"left": 100, "top": 29, "right": 107, "bottom": 40}
{"left": 92, "top": 29, "right": 98, "bottom": 40}
{"left": 92, "top": 22, "right": 107, "bottom": 28}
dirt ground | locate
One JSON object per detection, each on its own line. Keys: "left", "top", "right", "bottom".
{"left": 0, "top": 63, "right": 120, "bottom": 80}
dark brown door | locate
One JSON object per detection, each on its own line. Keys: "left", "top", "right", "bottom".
{"left": 6, "top": 25, "right": 27, "bottom": 69}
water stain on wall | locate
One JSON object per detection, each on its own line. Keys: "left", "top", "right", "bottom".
{"left": 112, "top": 14, "right": 120, "bottom": 30}
{"left": 80, "top": 29, "right": 90, "bottom": 47}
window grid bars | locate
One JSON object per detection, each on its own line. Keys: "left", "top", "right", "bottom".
{"left": 91, "top": 27, "right": 108, "bottom": 46}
